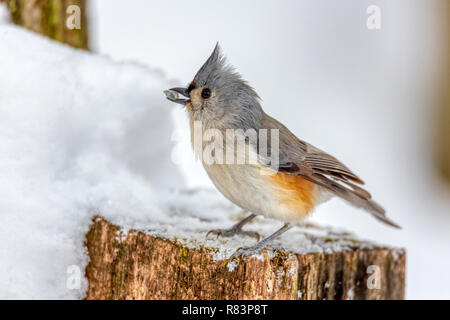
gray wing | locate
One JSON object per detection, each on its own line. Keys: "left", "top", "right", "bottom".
{"left": 260, "top": 113, "right": 400, "bottom": 228}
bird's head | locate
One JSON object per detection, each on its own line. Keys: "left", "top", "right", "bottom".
{"left": 165, "top": 43, "right": 263, "bottom": 129}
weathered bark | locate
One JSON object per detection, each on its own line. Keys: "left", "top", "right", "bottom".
{"left": 85, "top": 216, "right": 406, "bottom": 300}
{"left": 1, "top": 0, "right": 89, "bottom": 49}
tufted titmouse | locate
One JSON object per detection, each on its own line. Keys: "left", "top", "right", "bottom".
{"left": 164, "top": 44, "right": 400, "bottom": 257}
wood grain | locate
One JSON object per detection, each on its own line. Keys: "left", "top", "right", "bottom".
{"left": 85, "top": 216, "right": 405, "bottom": 300}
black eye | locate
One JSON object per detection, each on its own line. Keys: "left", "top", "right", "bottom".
{"left": 201, "top": 88, "right": 211, "bottom": 99}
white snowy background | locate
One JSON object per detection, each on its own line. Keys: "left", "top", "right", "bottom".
{"left": 0, "top": 0, "right": 448, "bottom": 299}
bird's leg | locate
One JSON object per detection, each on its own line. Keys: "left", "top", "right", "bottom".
{"left": 206, "top": 212, "right": 260, "bottom": 240}
{"left": 230, "top": 223, "right": 292, "bottom": 258}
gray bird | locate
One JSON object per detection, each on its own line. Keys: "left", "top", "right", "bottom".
{"left": 165, "top": 44, "right": 400, "bottom": 257}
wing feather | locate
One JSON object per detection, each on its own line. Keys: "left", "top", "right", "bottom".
{"left": 259, "top": 113, "right": 400, "bottom": 228}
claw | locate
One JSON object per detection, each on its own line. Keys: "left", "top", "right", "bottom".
{"left": 241, "top": 230, "right": 260, "bottom": 241}
{"left": 230, "top": 245, "right": 265, "bottom": 259}
{"left": 229, "top": 223, "right": 291, "bottom": 259}
{"left": 205, "top": 229, "right": 226, "bottom": 239}
{"left": 205, "top": 228, "right": 260, "bottom": 241}
{"left": 230, "top": 248, "right": 244, "bottom": 259}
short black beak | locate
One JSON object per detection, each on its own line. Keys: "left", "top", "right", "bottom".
{"left": 164, "top": 87, "right": 190, "bottom": 105}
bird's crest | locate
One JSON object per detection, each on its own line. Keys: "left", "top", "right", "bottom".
{"left": 192, "top": 43, "right": 260, "bottom": 102}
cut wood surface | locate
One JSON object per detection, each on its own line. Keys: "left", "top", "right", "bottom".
{"left": 85, "top": 216, "right": 405, "bottom": 300}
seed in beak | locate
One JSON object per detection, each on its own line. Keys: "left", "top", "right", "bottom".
{"left": 164, "top": 90, "right": 179, "bottom": 101}
{"left": 164, "top": 87, "right": 190, "bottom": 106}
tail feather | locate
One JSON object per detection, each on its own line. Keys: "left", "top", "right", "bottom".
{"left": 310, "top": 174, "right": 401, "bottom": 229}
{"left": 294, "top": 171, "right": 401, "bottom": 228}
{"left": 336, "top": 187, "right": 401, "bottom": 229}
{"left": 365, "top": 199, "right": 401, "bottom": 229}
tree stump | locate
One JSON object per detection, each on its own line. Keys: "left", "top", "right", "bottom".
{"left": 1, "top": 0, "right": 89, "bottom": 49}
{"left": 85, "top": 216, "right": 405, "bottom": 300}
{"left": 436, "top": 1, "right": 450, "bottom": 183}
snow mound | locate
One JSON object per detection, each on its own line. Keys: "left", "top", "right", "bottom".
{"left": 0, "top": 23, "right": 183, "bottom": 299}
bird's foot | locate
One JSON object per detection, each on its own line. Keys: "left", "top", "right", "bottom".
{"left": 206, "top": 227, "right": 260, "bottom": 241}
{"left": 230, "top": 223, "right": 291, "bottom": 259}
{"left": 229, "top": 243, "right": 267, "bottom": 259}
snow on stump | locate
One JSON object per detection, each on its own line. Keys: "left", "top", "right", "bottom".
{"left": 85, "top": 216, "right": 406, "bottom": 300}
